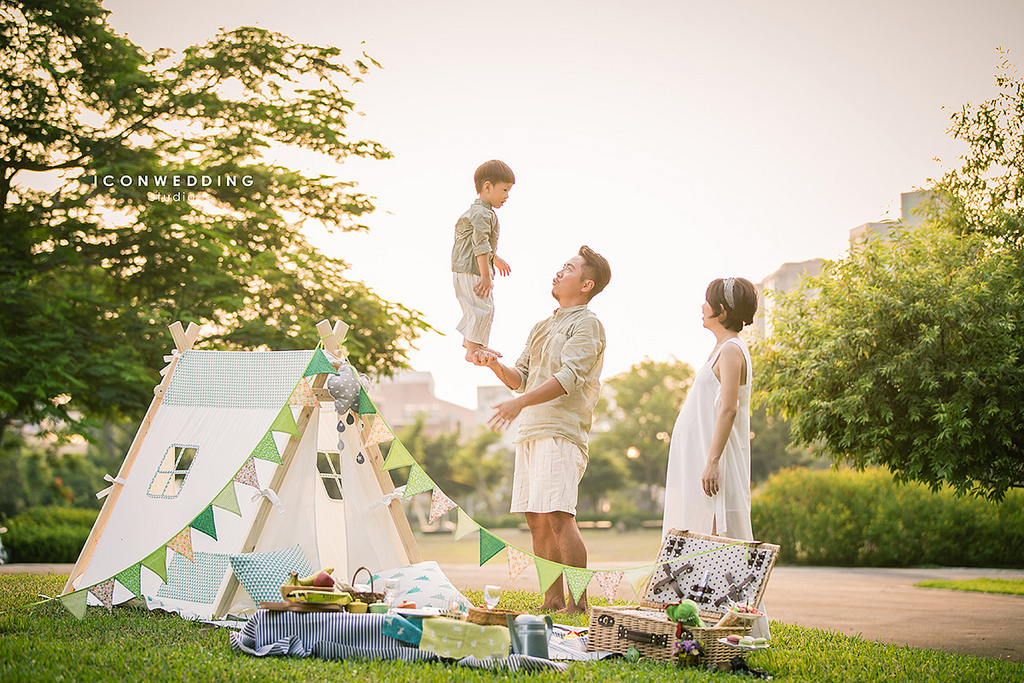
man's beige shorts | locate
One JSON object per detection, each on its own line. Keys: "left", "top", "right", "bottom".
{"left": 510, "top": 436, "right": 588, "bottom": 515}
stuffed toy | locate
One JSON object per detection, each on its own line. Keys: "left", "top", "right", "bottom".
{"left": 665, "top": 599, "right": 705, "bottom": 628}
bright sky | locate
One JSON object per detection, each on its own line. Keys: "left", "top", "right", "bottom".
{"left": 104, "top": 0, "right": 1024, "bottom": 408}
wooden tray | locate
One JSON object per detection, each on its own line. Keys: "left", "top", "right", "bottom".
{"left": 260, "top": 601, "right": 351, "bottom": 613}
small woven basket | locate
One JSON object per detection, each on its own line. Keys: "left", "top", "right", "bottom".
{"left": 350, "top": 566, "right": 384, "bottom": 605}
{"left": 466, "top": 606, "right": 520, "bottom": 626}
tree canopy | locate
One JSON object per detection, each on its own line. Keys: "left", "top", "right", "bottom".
{"left": 0, "top": 1, "right": 429, "bottom": 442}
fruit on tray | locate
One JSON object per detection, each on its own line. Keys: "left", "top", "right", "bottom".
{"left": 729, "top": 603, "right": 764, "bottom": 616}
{"left": 287, "top": 590, "right": 352, "bottom": 604}
{"left": 284, "top": 568, "right": 337, "bottom": 588}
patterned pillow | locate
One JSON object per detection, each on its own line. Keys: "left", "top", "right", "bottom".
{"left": 372, "top": 561, "right": 471, "bottom": 611}
{"left": 229, "top": 545, "right": 312, "bottom": 604}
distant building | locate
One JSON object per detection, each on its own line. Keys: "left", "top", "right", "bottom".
{"left": 849, "top": 190, "right": 930, "bottom": 246}
{"left": 369, "top": 371, "right": 475, "bottom": 437}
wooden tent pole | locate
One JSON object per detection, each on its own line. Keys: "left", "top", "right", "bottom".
{"left": 62, "top": 322, "right": 199, "bottom": 595}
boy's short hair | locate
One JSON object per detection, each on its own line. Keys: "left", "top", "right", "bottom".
{"left": 706, "top": 277, "right": 758, "bottom": 331}
{"left": 578, "top": 245, "right": 611, "bottom": 301}
{"left": 475, "top": 160, "right": 515, "bottom": 192}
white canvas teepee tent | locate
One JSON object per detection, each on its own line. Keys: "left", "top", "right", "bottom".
{"left": 62, "top": 320, "right": 420, "bottom": 619}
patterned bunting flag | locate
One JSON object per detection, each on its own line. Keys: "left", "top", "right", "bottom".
{"left": 115, "top": 564, "right": 142, "bottom": 597}
{"left": 167, "top": 528, "right": 194, "bottom": 562}
{"left": 479, "top": 529, "right": 506, "bottom": 565}
{"left": 251, "top": 431, "right": 283, "bottom": 464}
{"left": 303, "top": 348, "right": 338, "bottom": 377}
{"left": 142, "top": 546, "right": 168, "bottom": 583}
{"left": 429, "top": 488, "right": 457, "bottom": 522}
{"left": 270, "top": 405, "right": 299, "bottom": 436}
{"left": 358, "top": 387, "right": 377, "bottom": 415}
{"left": 212, "top": 483, "right": 241, "bottom": 516}
{"left": 190, "top": 505, "right": 217, "bottom": 540}
{"left": 382, "top": 439, "right": 415, "bottom": 471}
{"left": 403, "top": 464, "right": 435, "bottom": 498}
{"left": 233, "top": 457, "right": 260, "bottom": 489}
{"left": 289, "top": 377, "right": 317, "bottom": 406}
{"left": 454, "top": 508, "right": 480, "bottom": 540}
{"left": 534, "top": 557, "right": 564, "bottom": 593}
{"left": 624, "top": 566, "right": 654, "bottom": 596}
{"left": 89, "top": 578, "right": 116, "bottom": 613}
{"left": 507, "top": 547, "right": 531, "bottom": 582}
{"left": 563, "top": 566, "right": 595, "bottom": 604}
{"left": 595, "top": 570, "right": 624, "bottom": 605}
{"left": 365, "top": 416, "right": 393, "bottom": 446}
{"left": 59, "top": 590, "right": 88, "bottom": 620}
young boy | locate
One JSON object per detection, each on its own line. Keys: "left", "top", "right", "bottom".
{"left": 451, "top": 159, "right": 515, "bottom": 363}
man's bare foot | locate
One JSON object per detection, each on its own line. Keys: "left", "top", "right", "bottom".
{"left": 539, "top": 602, "right": 565, "bottom": 613}
{"left": 557, "top": 604, "right": 589, "bottom": 615}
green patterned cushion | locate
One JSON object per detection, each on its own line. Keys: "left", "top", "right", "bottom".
{"left": 229, "top": 545, "right": 312, "bottom": 604}
{"left": 373, "top": 561, "right": 471, "bottom": 611}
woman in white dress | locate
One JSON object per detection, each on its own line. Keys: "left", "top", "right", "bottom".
{"left": 662, "top": 276, "right": 758, "bottom": 539}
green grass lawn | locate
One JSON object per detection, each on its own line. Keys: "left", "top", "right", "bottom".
{"left": 914, "top": 577, "right": 1024, "bottom": 596}
{"left": 415, "top": 527, "right": 666, "bottom": 565}
{"left": 2, "top": 574, "right": 1022, "bottom": 682}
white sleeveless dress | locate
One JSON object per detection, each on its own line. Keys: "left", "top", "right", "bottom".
{"left": 662, "top": 337, "right": 752, "bottom": 540}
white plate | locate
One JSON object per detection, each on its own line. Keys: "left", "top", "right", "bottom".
{"left": 394, "top": 607, "right": 442, "bottom": 618}
{"left": 718, "top": 637, "right": 770, "bottom": 651}
{"left": 724, "top": 609, "right": 764, "bottom": 621}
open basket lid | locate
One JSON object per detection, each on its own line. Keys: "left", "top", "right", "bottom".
{"left": 639, "top": 529, "right": 779, "bottom": 622}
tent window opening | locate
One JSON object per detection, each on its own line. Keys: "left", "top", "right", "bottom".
{"left": 149, "top": 444, "right": 199, "bottom": 498}
{"left": 316, "top": 451, "right": 344, "bottom": 501}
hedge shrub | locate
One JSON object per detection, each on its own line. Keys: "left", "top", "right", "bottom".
{"left": 752, "top": 467, "right": 1024, "bottom": 567}
{"left": 2, "top": 506, "right": 98, "bottom": 563}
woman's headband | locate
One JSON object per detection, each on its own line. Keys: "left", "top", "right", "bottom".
{"left": 724, "top": 277, "right": 736, "bottom": 309}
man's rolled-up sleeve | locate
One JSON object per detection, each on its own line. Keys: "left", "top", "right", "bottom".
{"left": 553, "top": 320, "right": 604, "bottom": 395}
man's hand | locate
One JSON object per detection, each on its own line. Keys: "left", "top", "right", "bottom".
{"left": 488, "top": 397, "right": 523, "bottom": 432}
{"left": 473, "top": 274, "right": 492, "bottom": 298}
{"left": 493, "top": 255, "right": 511, "bottom": 277}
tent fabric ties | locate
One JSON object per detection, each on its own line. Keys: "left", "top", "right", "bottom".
{"left": 96, "top": 474, "right": 127, "bottom": 499}
{"left": 251, "top": 487, "right": 286, "bottom": 515}
{"left": 369, "top": 486, "right": 406, "bottom": 510}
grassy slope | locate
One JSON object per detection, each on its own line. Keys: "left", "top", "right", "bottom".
{"left": 915, "top": 578, "right": 1024, "bottom": 596}
{"left": 2, "top": 575, "right": 1022, "bottom": 682}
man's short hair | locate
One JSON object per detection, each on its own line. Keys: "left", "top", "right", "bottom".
{"left": 578, "top": 245, "right": 611, "bottom": 300}
{"left": 474, "top": 160, "right": 515, "bottom": 192}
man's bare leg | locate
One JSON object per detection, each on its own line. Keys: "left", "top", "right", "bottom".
{"left": 526, "top": 512, "right": 565, "bottom": 611}
{"left": 549, "top": 511, "right": 588, "bottom": 614}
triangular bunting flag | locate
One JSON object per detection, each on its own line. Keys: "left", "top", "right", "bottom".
{"left": 403, "top": 464, "right": 435, "bottom": 498}
{"left": 60, "top": 590, "right": 88, "bottom": 620}
{"left": 358, "top": 387, "right": 376, "bottom": 415}
{"left": 251, "top": 431, "right": 283, "bottom": 464}
{"left": 595, "top": 570, "right": 624, "bottom": 605}
{"left": 190, "top": 505, "right": 218, "bottom": 540}
{"left": 270, "top": 405, "right": 299, "bottom": 436}
{"left": 289, "top": 377, "right": 318, "bottom": 406}
{"left": 479, "top": 529, "right": 507, "bottom": 565}
{"left": 167, "top": 528, "right": 195, "bottom": 562}
{"left": 142, "top": 546, "right": 168, "bottom": 583}
{"left": 429, "top": 488, "right": 457, "bottom": 522}
{"left": 507, "top": 547, "right": 531, "bottom": 582}
{"left": 454, "top": 508, "right": 480, "bottom": 540}
{"left": 303, "top": 348, "right": 338, "bottom": 377}
{"left": 365, "top": 415, "right": 393, "bottom": 446}
{"left": 382, "top": 439, "right": 416, "bottom": 471}
{"left": 563, "top": 566, "right": 594, "bottom": 604}
{"left": 535, "top": 557, "right": 564, "bottom": 594}
{"left": 89, "top": 578, "right": 115, "bottom": 613}
{"left": 212, "top": 483, "right": 241, "bottom": 516}
{"left": 115, "top": 564, "right": 143, "bottom": 597}
{"left": 234, "top": 457, "right": 260, "bottom": 489}
{"left": 624, "top": 566, "right": 654, "bottom": 596}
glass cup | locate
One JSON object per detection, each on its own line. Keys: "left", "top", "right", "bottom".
{"left": 483, "top": 584, "right": 502, "bottom": 610}
{"left": 384, "top": 578, "right": 401, "bottom": 612}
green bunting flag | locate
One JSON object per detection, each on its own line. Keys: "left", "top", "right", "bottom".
{"left": 535, "top": 557, "right": 564, "bottom": 593}
{"left": 479, "top": 529, "right": 507, "bottom": 565}
{"left": 115, "top": 564, "right": 143, "bottom": 597}
{"left": 382, "top": 439, "right": 416, "bottom": 471}
{"left": 270, "top": 405, "right": 299, "bottom": 436}
{"left": 358, "top": 387, "right": 377, "bottom": 415}
{"left": 303, "top": 348, "right": 338, "bottom": 378}
{"left": 142, "top": 546, "right": 168, "bottom": 583}
{"left": 455, "top": 508, "right": 480, "bottom": 540}
{"left": 624, "top": 566, "right": 655, "bottom": 596}
{"left": 190, "top": 505, "right": 218, "bottom": 540}
{"left": 60, "top": 590, "right": 88, "bottom": 620}
{"left": 252, "top": 431, "right": 283, "bottom": 464}
{"left": 403, "top": 464, "right": 435, "bottom": 498}
{"left": 212, "top": 483, "right": 241, "bottom": 516}
{"left": 563, "top": 566, "right": 595, "bottom": 604}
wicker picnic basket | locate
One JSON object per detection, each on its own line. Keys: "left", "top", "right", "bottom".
{"left": 350, "top": 566, "right": 384, "bottom": 604}
{"left": 466, "top": 606, "right": 521, "bottom": 627}
{"left": 587, "top": 605, "right": 748, "bottom": 668}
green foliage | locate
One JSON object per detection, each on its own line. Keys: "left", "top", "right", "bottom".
{"left": 755, "top": 223, "right": 1024, "bottom": 499}
{"left": 748, "top": 406, "right": 822, "bottom": 485}
{"left": 915, "top": 578, "right": 1024, "bottom": 595}
{"left": 2, "top": 575, "right": 1023, "bottom": 682}
{"left": 2, "top": 506, "right": 98, "bottom": 563}
{"left": 0, "top": 0, "right": 430, "bottom": 444}
{"left": 752, "top": 468, "right": 1024, "bottom": 567}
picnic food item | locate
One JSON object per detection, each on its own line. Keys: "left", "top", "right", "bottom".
{"left": 726, "top": 635, "right": 741, "bottom": 645}
{"left": 347, "top": 600, "right": 368, "bottom": 613}
{"left": 739, "top": 635, "right": 755, "bottom": 647}
{"left": 287, "top": 590, "right": 352, "bottom": 605}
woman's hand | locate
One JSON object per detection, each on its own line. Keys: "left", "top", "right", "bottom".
{"left": 701, "top": 459, "right": 721, "bottom": 497}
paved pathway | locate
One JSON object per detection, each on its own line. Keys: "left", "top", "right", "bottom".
{"left": 5, "top": 563, "right": 1022, "bottom": 661}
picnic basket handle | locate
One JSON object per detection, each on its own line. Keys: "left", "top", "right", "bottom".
{"left": 351, "top": 566, "right": 375, "bottom": 591}
{"left": 617, "top": 625, "right": 669, "bottom": 647}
